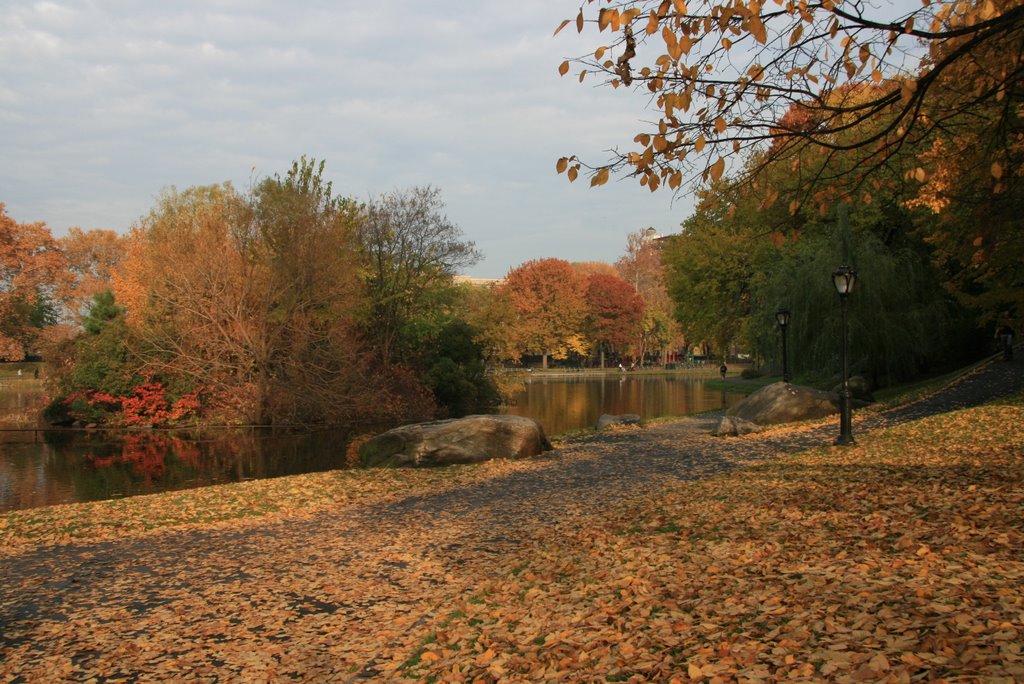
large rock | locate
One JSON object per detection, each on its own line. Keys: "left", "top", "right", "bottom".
{"left": 712, "top": 415, "right": 765, "bottom": 437}
{"left": 360, "top": 414, "right": 552, "bottom": 468}
{"left": 727, "top": 382, "right": 839, "bottom": 425}
{"left": 831, "top": 375, "right": 875, "bottom": 403}
{"left": 596, "top": 413, "right": 642, "bottom": 430}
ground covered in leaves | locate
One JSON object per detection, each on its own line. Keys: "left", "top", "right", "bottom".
{"left": 2, "top": 365, "right": 1022, "bottom": 682}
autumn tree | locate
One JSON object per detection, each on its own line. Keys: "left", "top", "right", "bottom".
{"left": 500, "top": 258, "right": 587, "bottom": 369}
{"left": 462, "top": 282, "right": 522, "bottom": 368}
{"left": 583, "top": 273, "right": 645, "bottom": 367}
{"left": 571, "top": 261, "right": 619, "bottom": 279}
{"left": 59, "top": 228, "right": 129, "bottom": 322}
{"left": 0, "top": 204, "right": 70, "bottom": 359}
{"left": 114, "top": 160, "right": 395, "bottom": 425}
{"left": 555, "top": 1, "right": 1024, "bottom": 201}
{"left": 615, "top": 228, "right": 683, "bottom": 364}
{"left": 356, "top": 186, "right": 481, "bottom": 367}
{"left": 903, "top": 96, "right": 1024, "bottom": 319}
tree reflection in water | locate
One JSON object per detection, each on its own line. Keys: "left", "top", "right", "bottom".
{"left": 502, "top": 373, "right": 745, "bottom": 436}
{"left": 1, "top": 428, "right": 358, "bottom": 511}
{"left": 2, "top": 375, "right": 744, "bottom": 511}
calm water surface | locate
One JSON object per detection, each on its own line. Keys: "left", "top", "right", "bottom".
{"left": 501, "top": 372, "right": 745, "bottom": 436}
{"left": 0, "top": 373, "right": 744, "bottom": 511}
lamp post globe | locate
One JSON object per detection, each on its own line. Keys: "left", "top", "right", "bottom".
{"left": 775, "top": 308, "right": 791, "bottom": 383}
{"left": 833, "top": 265, "right": 857, "bottom": 297}
{"left": 832, "top": 266, "right": 857, "bottom": 446}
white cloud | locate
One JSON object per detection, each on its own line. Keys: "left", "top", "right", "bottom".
{"left": 0, "top": 0, "right": 692, "bottom": 277}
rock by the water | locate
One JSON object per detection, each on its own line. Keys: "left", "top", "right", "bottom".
{"left": 596, "top": 413, "right": 642, "bottom": 430}
{"left": 831, "top": 375, "right": 875, "bottom": 402}
{"left": 712, "top": 415, "right": 765, "bottom": 437}
{"left": 727, "top": 382, "right": 839, "bottom": 425}
{"left": 360, "top": 414, "right": 552, "bottom": 468}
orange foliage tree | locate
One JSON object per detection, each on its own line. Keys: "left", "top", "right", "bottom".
{"left": 0, "top": 204, "right": 70, "bottom": 359}
{"left": 570, "top": 261, "right": 619, "bottom": 280}
{"left": 59, "top": 228, "right": 129, "bottom": 322}
{"left": 500, "top": 258, "right": 587, "bottom": 369}
{"left": 113, "top": 160, "right": 396, "bottom": 425}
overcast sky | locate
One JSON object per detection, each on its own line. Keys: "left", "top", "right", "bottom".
{"left": 0, "top": 1, "right": 695, "bottom": 278}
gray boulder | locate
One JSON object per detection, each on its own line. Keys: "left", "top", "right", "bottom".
{"left": 360, "top": 414, "right": 552, "bottom": 468}
{"left": 712, "top": 415, "right": 765, "bottom": 437}
{"left": 727, "top": 382, "right": 839, "bottom": 425}
{"left": 596, "top": 413, "right": 642, "bottom": 430}
{"left": 831, "top": 375, "right": 875, "bottom": 403}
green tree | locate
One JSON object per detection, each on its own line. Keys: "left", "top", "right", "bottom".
{"left": 662, "top": 191, "right": 765, "bottom": 360}
{"left": 668, "top": 148, "right": 982, "bottom": 385}
{"left": 44, "top": 291, "right": 151, "bottom": 424}
{"left": 82, "top": 290, "right": 122, "bottom": 335}
{"left": 356, "top": 186, "right": 481, "bottom": 367}
{"left": 748, "top": 213, "right": 979, "bottom": 386}
{"left": 421, "top": 320, "right": 500, "bottom": 417}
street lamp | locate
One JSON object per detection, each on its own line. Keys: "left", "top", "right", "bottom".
{"left": 775, "top": 308, "right": 791, "bottom": 383}
{"left": 832, "top": 265, "right": 857, "bottom": 446}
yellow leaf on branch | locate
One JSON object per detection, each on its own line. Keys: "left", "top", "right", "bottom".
{"left": 749, "top": 15, "right": 767, "bottom": 44}
{"left": 709, "top": 156, "right": 726, "bottom": 182}
{"left": 788, "top": 23, "right": 803, "bottom": 46}
{"left": 646, "top": 12, "right": 659, "bottom": 35}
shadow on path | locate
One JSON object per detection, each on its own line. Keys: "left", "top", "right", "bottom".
{"left": 1, "top": 353, "right": 1020, "bottom": 681}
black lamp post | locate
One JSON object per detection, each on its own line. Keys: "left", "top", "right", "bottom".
{"left": 775, "top": 308, "right": 791, "bottom": 383}
{"left": 832, "top": 265, "right": 857, "bottom": 446}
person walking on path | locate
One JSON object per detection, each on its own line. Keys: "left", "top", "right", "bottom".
{"left": 719, "top": 362, "right": 728, "bottom": 380}
{"left": 997, "top": 323, "right": 1015, "bottom": 361}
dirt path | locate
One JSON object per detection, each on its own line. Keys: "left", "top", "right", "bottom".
{"left": 1, "top": 354, "right": 1020, "bottom": 682}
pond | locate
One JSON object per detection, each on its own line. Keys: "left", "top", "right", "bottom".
{"left": 0, "top": 373, "right": 746, "bottom": 512}
{"left": 502, "top": 371, "right": 745, "bottom": 436}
